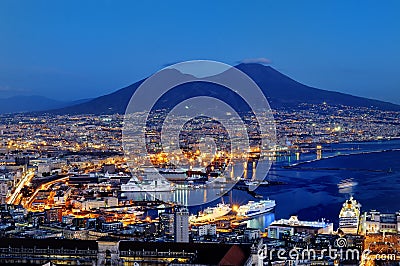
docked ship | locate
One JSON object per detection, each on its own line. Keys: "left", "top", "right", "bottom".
{"left": 236, "top": 199, "right": 276, "bottom": 217}
{"left": 338, "top": 196, "right": 361, "bottom": 234}
{"left": 121, "top": 176, "right": 174, "bottom": 192}
{"left": 189, "top": 203, "right": 232, "bottom": 223}
{"left": 159, "top": 167, "right": 188, "bottom": 181}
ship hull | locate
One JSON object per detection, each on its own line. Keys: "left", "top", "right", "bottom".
{"left": 121, "top": 187, "right": 172, "bottom": 192}
{"left": 237, "top": 200, "right": 276, "bottom": 218}
{"left": 189, "top": 204, "right": 231, "bottom": 223}
{"left": 238, "top": 206, "right": 275, "bottom": 217}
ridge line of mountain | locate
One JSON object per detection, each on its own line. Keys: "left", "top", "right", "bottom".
{"left": 3, "top": 63, "right": 399, "bottom": 115}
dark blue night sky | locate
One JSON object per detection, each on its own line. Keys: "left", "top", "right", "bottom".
{"left": 0, "top": 0, "right": 399, "bottom": 103}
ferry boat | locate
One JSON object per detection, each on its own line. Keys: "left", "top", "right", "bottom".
{"left": 338, "top": 196, "right": 361, "bottom": 234}
{"left": 121, "top": 176, "right": 174, "bottom": 192}
{"left": 236, "top": 199, "right": 276, "bottom": 217}
{"left": 139, "top": 167, "right": 187, "bottom": 181}
{"left": 234, "top": 178, "right": 269, "bottom": 190}
{"left": 245, "top": 180, "right": 269, "bottom": 187}
{"left": 159, "top": 167, "right": 187, "bottom": 181}
{"left": 189, "top": 203, "right": 231, "bottom": 223}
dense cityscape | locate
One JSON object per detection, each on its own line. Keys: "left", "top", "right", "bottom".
{"left": 1, "top": 1, "right": 400, "bottom": 265}
{"left": 0, "top": 103, "right": 399, "bottom": 265}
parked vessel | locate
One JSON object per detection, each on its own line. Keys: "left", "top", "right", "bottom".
{"left": 189, "top": 203, "right": 231, "bottom": 223}
{"left": 159, "top": 167, "right": 187, "bottom": 181}
{"left": 236, "top": 199, "right": 276, "bottom": 217}
{"left": 121, "top": 176, "right": 174, "bottom": 192}
{"left": 338, "top": 196, "right": 361, "bottom": 234}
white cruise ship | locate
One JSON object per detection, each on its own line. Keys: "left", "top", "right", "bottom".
{"left": 189, "top": 203, "right": 232, "bottom": 223}
{"left": 236, "top": 200, "right": 276, "bottom": 217}
{"left": 121, "top": 176, "right": 174, "bottom": 192}
{"left": 159, "top": 167, "right": 188, "bottom": 181}
{"left": 339, "top": 196, "right": 361, "bottom": 234}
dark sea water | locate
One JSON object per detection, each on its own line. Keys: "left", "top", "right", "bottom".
{"left": 230, "top": 139, "right": 400, "bottom": 229}
{"left": 145, "top": 139, "right": 400, "bottom": 231}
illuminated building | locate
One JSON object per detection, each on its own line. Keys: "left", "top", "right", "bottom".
{"left": 0, "top": 176, "right": 8, "bottom": 204}
{"left": 361, "top": 210, "right": 400, "bottom": 235}
{"left": 0, "top": 238, "right": 98, "bottom": 265}
{"left": 174, "top": 207, "right": 189, "bottom": 243}
{"left": 267, "top": 216, "right": 333, "bottom": 239}
{"left": 101, "top": 221, "right": 123, "bottom": 232}
{"left": 197, "top": 224, "right": 217, "bottom": 237}
{"left": 81, "top": 197, "right": 118, "bottom": 210}
{"left": 44, "top": 208, "right": 62, "bottom": 223}
{"left": 119, "top": 241, "right": 253, "bottom": 265}
{"left": 0, "top": 238, "right": 253, "bottom": 265}
{"left": 159, "top": 212, "right": 174, "bottom": 238}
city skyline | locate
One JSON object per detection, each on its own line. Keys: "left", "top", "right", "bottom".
{"left": 0, "top": 1, "right": 400, "bottom": 103}
{"left": 0, "top": 2, "right": 400, "bottom": 265}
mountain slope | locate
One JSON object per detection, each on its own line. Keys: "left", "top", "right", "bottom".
{"left": 49, "top": 79, "right": 145, "bottom": 115}
{"left": 236, "top": 63, "right": 400, "bottom": 110}
{"left": 49, "top": 63, "right": 400, "bottom": 114}
{"left": 0, "top": 96, "right": 93, "bottom": 114}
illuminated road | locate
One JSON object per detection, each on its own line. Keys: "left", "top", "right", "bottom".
{"left": 6, "top": 170, "right": 35, "bottom": 205}
{"left": 25, "top": 176, "right": 69, "bottom": 210}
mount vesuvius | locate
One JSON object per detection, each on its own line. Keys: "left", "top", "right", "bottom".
{"left": 48, "top": 63, "right": 400, "bottom": 115}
